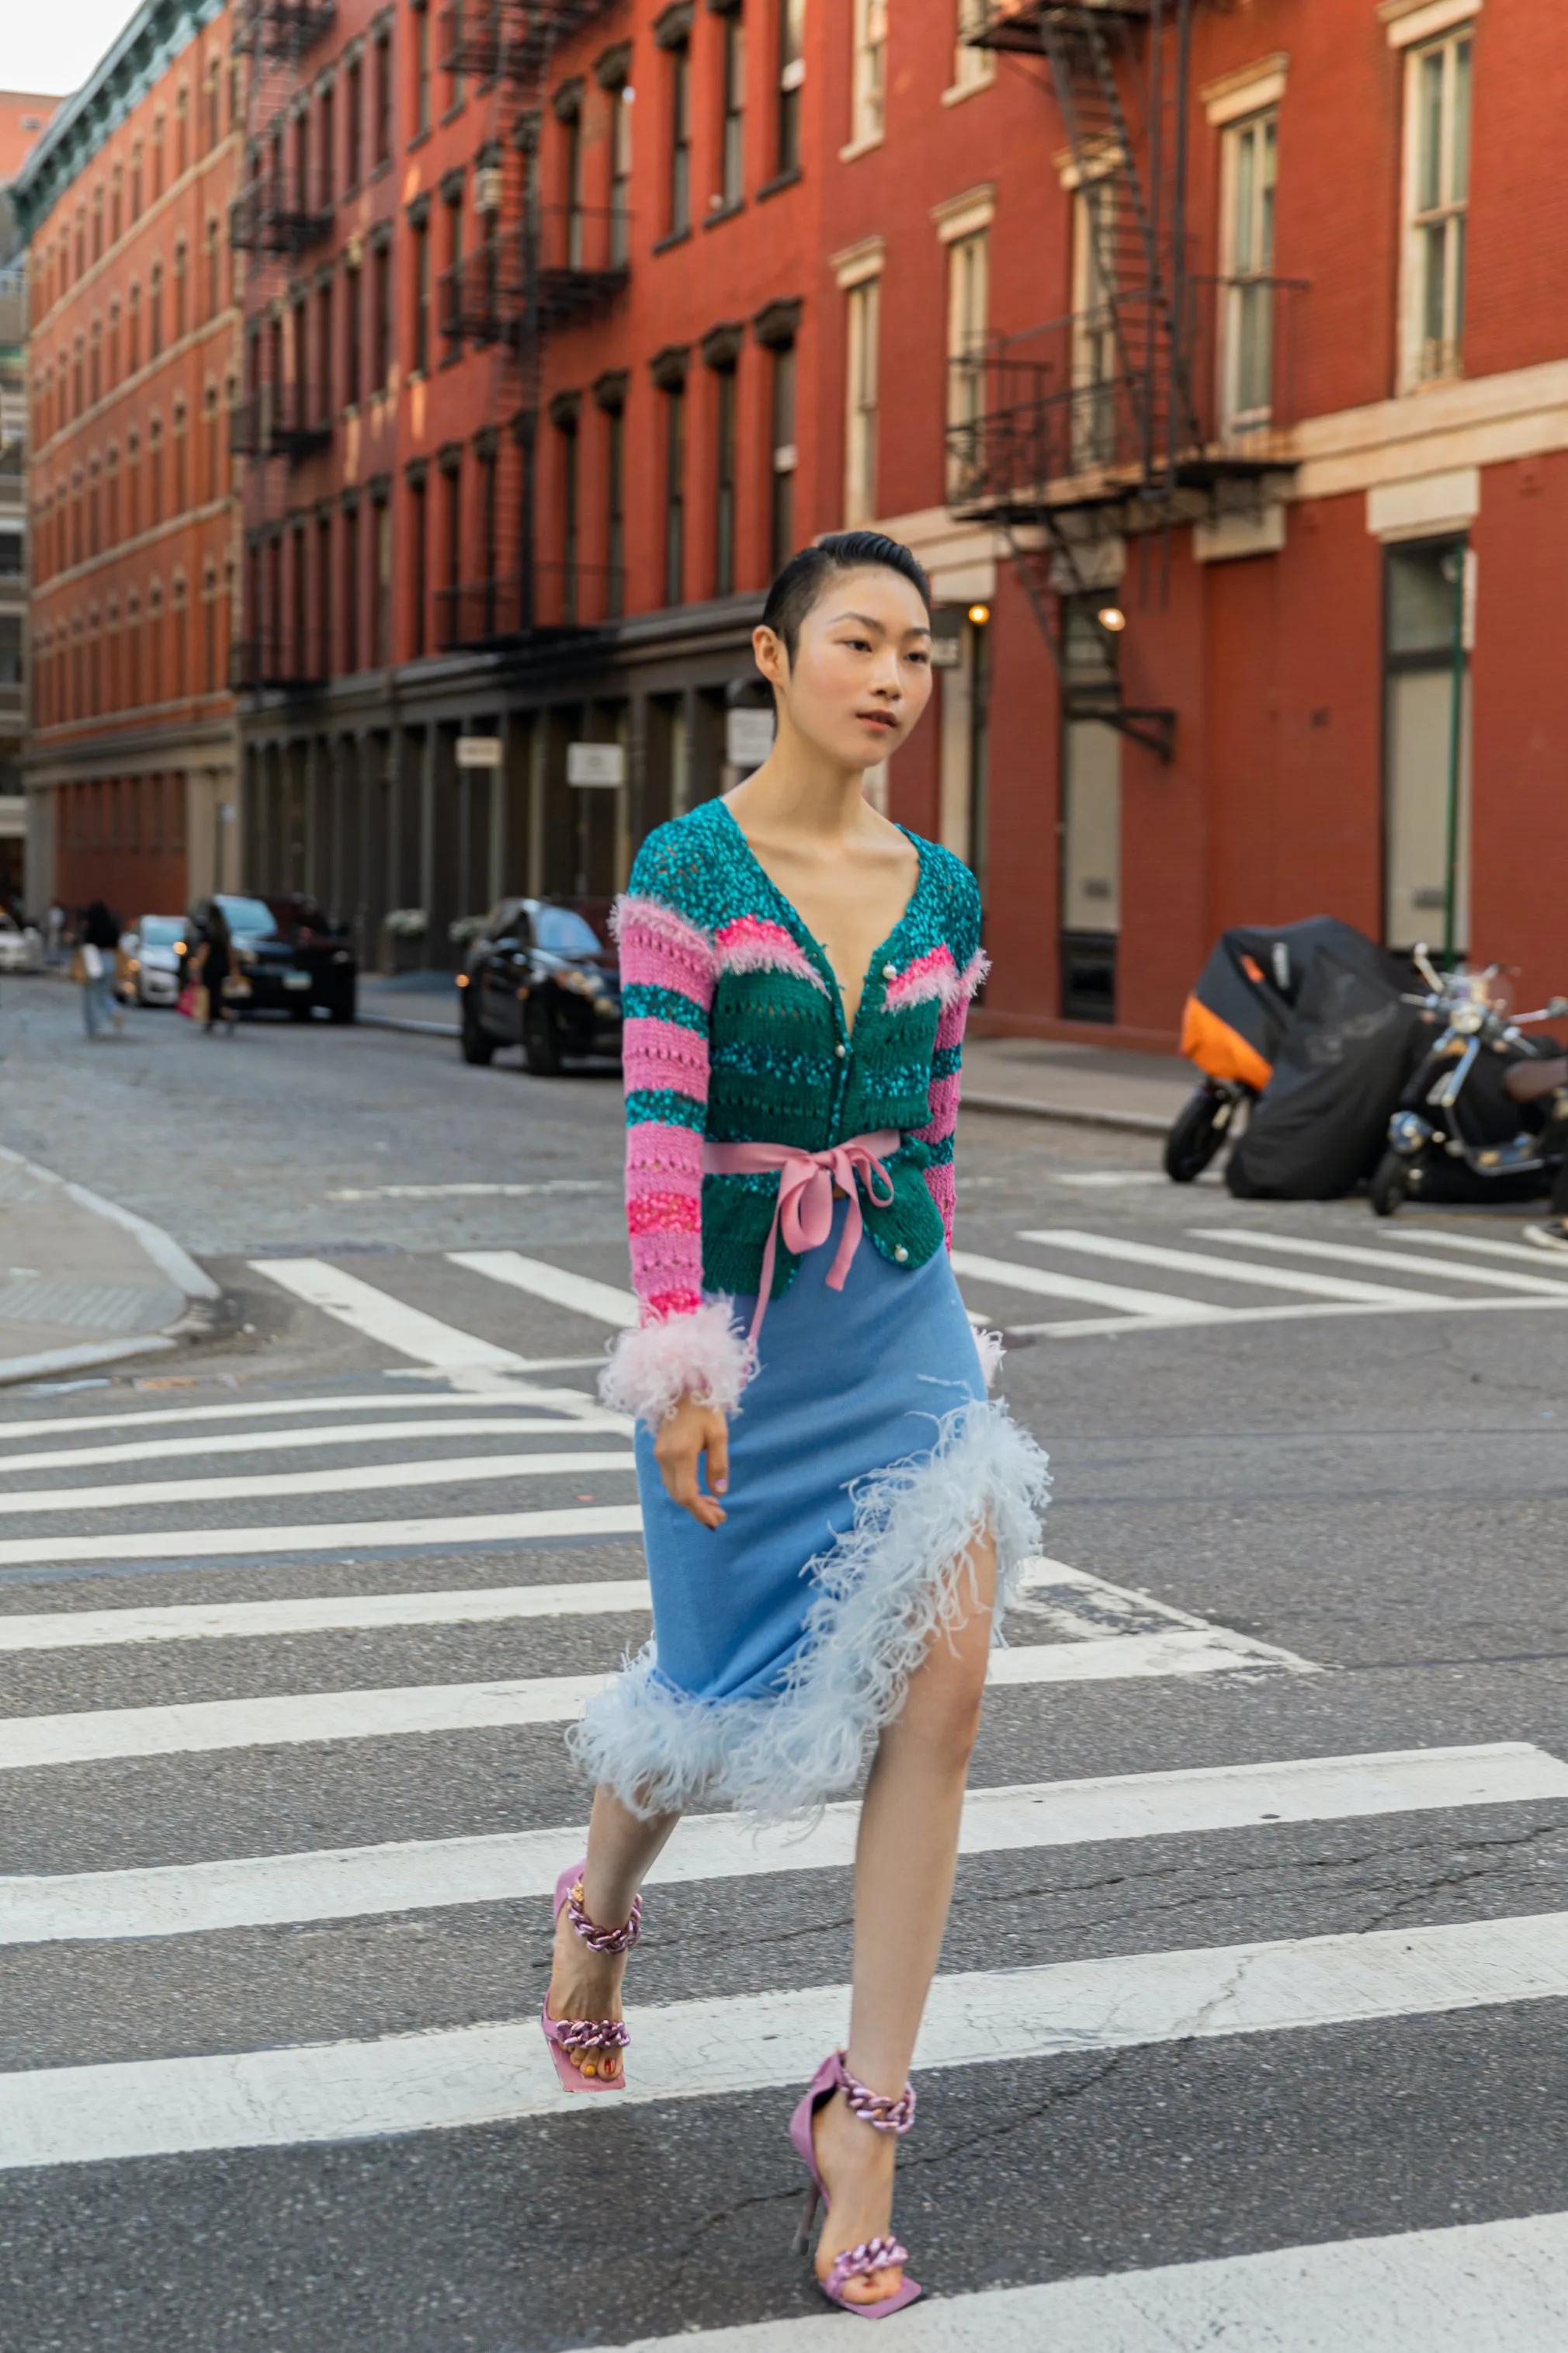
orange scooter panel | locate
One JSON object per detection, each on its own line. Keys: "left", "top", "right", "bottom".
{"left": 1179, "top": 994, "right": 1273, "bottom": 1091}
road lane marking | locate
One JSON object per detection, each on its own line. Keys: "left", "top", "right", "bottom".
{"left": 951, "top": 1251, "right": 1227, "bottom": 1322}
{"left": 327, "top": 1182, "right": 614, "bottom": 1200}
{"left": 611, "top": 2211, "right": 1568, "bottom": 2352}
{"left": 0, "top": 1449, "right": 636, "bottom": 1518}
{"left": 0, "top": 1630, "right": 1312, "bottom": 1771}
{"left": 12, "top": 1908, "right": 1568, "bottom": 2163}
{"left": 0, "top": 1416, "right": 626, "bottom": 1477}
{"left": 1391, "top": 1228, "right": 1568, "bottom": 1268}
{"left": 1022, "top": 1230, "right": 1440, "bottom": 1306}
{"left": 0, "top": 1504, "right": 647, "bottom": 1570}
{"left": 1007, "top": 1293, "right": 1568, "bottom": 1338}
{"left": 0, "top": 1580, "right": 657, "bottom": 1651}
{"left": 5, "top": 1742, "right": 1552, "bottom": 1945}
{"left": 250, "top": 1259, "right": 527, "bottom": 1369}
{"left": 1188, "top": 1228, "right": 1568, "bottom": 1297}
{"left": 447, "top": 1251, "right": 640, "bottom": 1327}
{"left": 0, "top": 1392, "right": 608, "bottom": 1445}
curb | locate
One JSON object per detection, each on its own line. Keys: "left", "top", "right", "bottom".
{"left": 961, "top": 1091, "right": 1173, "bottom": 1137}
{"left": 0, "top": 1145, "right": 220, "bottom": 1386}
{"left": 359, "top": 1011, "right": 462, "bottom": 1039}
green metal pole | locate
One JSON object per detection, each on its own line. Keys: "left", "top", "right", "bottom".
{"left": 1441, "top": 544, "right": 1466, "bottom": 967}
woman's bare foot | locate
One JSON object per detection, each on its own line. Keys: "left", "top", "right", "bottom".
{"left": 811, "top": 2088, "right": 903, "bottom": 2305}
{"left": 545, "top": 1883, "right": 630, "bottom": 2081}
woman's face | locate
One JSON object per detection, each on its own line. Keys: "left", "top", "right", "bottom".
{"left": 761, "top": 566, "right": 934, "bottom": 772}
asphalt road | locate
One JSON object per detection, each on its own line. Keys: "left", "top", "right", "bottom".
{"left": 4, "top": 976, "right": 1568, "bottom": 2351}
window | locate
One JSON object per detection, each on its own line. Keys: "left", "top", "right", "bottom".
{"left": 345, "top": 56, "right": 363, "bottom": 185}
{"left": 92, "top": 186, "right": 104, "bottom": 262}
{"left": 173, "top": 398, "right": 188, "bottom": 514}
{"left": 713, "top": 364, "right": 737, "bottom": 595}
{"left": 776, "top": 0, "right": 805, "bottom": 175}
{"left": 844, "top": 275, "right": 879, "bottom": 524}
{"left": 309, "top": 519, "right": 326, "bottom": 673}
{"left": 446, "top": 0, "right": 465, "bottom": 111}
{"left": 206, "top": 215, "right": 222, "bottom": 319}
{"left": 412, "top": 0, "right": 432, "bottom": 136}
{"left": 150, "top": 262, "right": 164, "bottom": 359}
{"left": 1403, "top": 28, "right": 1472, "bottom": 387}
{"left": 605, "top": 403, "right": 625, "bottom": 616}
{"left": 442, "top": 185, "right": 463, "bottom": 344}
{"left": 206, "top": 56, "right": 222, "bottom": 150}
{"left": 609, "top": 79, "right": 633, "bottom": 263}
{"left": 131, "top": 143, "right": 144, "bottom": 220}
{"left": 345, "top": 262, "right": 363, "bottom": 406}
{"left": 153, "top": 113, "right": 165, "bottom": 199}
{"left": 372, "top": 241, "right": 392, "bottom": 391}
{"left": 408, "top": 471, "right": 428, "bottom": 653}
{"left": 106, "top": 446, "right": 120, "bottom": 544}
{"left": 127, "top": 431, "right": 140, "bottom": 534}
{"left": 1219, "top": 111, "right": 1277, "bottom": 432}
{"left": 149, "top": 418, "right": 164, "bottom": 525}
{"left": 557, "top": 415, "right": 578, "bottom": 618}
{"left": 320, "top": 82, "right": 335, "bottom": 205}
{"left": 90, "top": 320, "right": 102, "bottom": 408}
{"left": 1384, "top": 536, "right": 1471, "bottom": 952}
{"left": 111, "top": 165, "right": 123, "bottom": 245}
{"left": 767, "top": 341, "right": 796, "bottom": 569}
{"left": 442, "top": 453, "right": 462, "bottom": 602}
{"left": 129, "top": 281, "right": 141, "bottom": 373}
{"left": 668, "top": 36, "right": 692, "bottom": 234}
{"left": 342, "top": 501, "right": 360, "bottom": 672}
{"left": 317, "top": 276, "right": 334, "bottom": 418}
{"left": 561, "top": 95, "right": 585, "bottom": 265}
{"left": 663, "top": 379, "right": 685, "bottom": 603}
{"left": 411, "top": 207, "right": 431, "bottom": 371}
{"left": 177, "top": 85, "right": 189, "bottom": 177}
{"left": 374, "top": 29, "right": 394, "bottom": 164}
{"left": 175, "top": 239, "right": 189, "bottom": 339}
{"left": 204, "top": 382, "right": 220, "bottom": 499}
{"left": 850, "top": 0, "right": 887, "bottom": 147}
{"left": 1070, "top": 179, "right": 1117, "bottom": 469}
{"left": 719, "top": 7, "right": 745, "bottom": 209}
{"left": 203, "top": 562, "right": 218, "bottom": 690}
{"left": 373, "top": 495, "right": 392, "bottom": 664}
{"left": 945, "top": 227, "right": 988, "bottom": 492}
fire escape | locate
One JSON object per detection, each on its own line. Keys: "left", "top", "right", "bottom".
{"left": 228, "top": 0, "right": 339, "bottom": 692}
{"left": 950, "top": 0, "right": 1306, "bottom": 760}
{"left": 434, "top": 0, "right": 628, "bottom": 653}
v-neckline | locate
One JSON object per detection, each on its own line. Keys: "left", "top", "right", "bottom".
{"left": 716, "top": 798, "right": 926, "bottom": 1043}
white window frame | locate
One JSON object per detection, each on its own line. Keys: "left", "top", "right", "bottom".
{"left": 945, "top": 228, "right": 989, "bottom": 495}
{"left": 949, "top": 0, "right": 997, "bottom": 102}
{"left": 1218, "top": 107, "right": 1278, "bottom": 436}
{"left": 1070, "top": 177, "right": 1118, "bottom": 474}
{"left": 844, "top": 275, "right": 881, "bottom": 526}
{"left": 1399, "top": 23, "right": 1473, "bottom": 391}
{"left": 847, "top": 0, "right": 887, "bottom": 154}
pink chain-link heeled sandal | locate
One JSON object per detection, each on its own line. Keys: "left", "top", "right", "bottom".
{"left": 788, "top": 2050, "right": 923, "bottom": 2319}
{"left": 539, "top": 1858, "right": 641, "bottom": 2094}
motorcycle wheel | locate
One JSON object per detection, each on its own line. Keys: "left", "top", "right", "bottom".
{"left": 1164, "top": 1088, "right": 1233, "bottom": 1184}
{"left": 1369, "top": 1150, "right": 1410, "bottom": 1217}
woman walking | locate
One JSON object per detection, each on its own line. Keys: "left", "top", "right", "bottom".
{"left": 195, "top": 902, "right": 235, "bottom": 1036}
{"left": 546, "top": 533, "right": 1050, "bottom": 2317}
{"left": 78, "top": 900, "right": 121, "bottom": 1039}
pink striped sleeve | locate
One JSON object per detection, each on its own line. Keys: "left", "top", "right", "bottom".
{"left": 913, "top": 949, "right": 989, "bottom": 1248}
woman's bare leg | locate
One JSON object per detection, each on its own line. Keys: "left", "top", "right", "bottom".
{"left": 545, "top": 1782, "right": 680, "bottom": 2081}
{"left": 810, "top": 1530, "right": 997, "bottom": 2299}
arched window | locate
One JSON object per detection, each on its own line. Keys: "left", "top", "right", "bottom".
{"left": 88, "top": 455, "right": 102, "bottom": 556}
{"left": 152, "top": 113, "right": 166, "bottom": 200}
{"left": 206, "top": 57, "right": 222, "bottom": 153}
{"left": 111, "top": 164, "right": 123, "bottom": 245}
{"left": 176, "top": 86, "right": 189, "bottom": 179}
{"left": 130, "top": 141, "right": 144, "bottom": 221}
{"left": 149, "top": 262, "right": 164, "bottom": 360}
{"left": 203, "top": 379, "right": 220, "bottom": 501}
{"left": 202, "top": 558, "right": 219, "bottom": 692}
{"left": 128, "top": 280, "right": 141, "bottom": 373}
{"left": 70, "top": 467, "right": 84, "bottom": 567}
{"left": 147, "top": 579, "right": 164, "bottom": 703}
{"left": 108, "top": 298, "right": 120, "bottom": 387}
{"left": 127, "top": 428, "right": 141, "bottom": 536}
{"left": 206, "top": 214, "right": 220, "bottom": 320}
{"left": 89, "top": 318, "right": 102, "bottom": 407}
{"left": 92, "top": 186, "right": 104, "bottom": 262}
{"left": 148, "top": 414, "right": 164, "bottom": 524}
{"left": 72, "top": 334, "right": 84, "bottom": 418}
{"left": 174, "top": 240, "right": 188, "bottom": 341}
{"left": 172, "top": 397, "right": 188, "bottom": 515}
{"left": 106, "top": 444, "right": 120, "bottom": 546}
{"left": 172, "top": 572, "right": 189, "bottom": 699}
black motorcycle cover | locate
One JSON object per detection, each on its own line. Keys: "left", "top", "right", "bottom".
{"left": 1226, "top": 935, "right": 1429, "bottom": 1199}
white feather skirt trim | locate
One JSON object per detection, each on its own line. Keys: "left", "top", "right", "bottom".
{"left": 567, "top": 1397, "right": 1050, "bottom": 1821}
{"left": 598, "top": 1299, "right": 756, "bottom": 1428}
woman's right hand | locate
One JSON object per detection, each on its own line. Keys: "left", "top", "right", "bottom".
{"left": 654, "top": 1393, "right": 730, "bottom": 1529}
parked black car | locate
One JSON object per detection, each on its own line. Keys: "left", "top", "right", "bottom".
{"left": 459, "top": 897, "right": 621, "bottom": 1074}
{"left": 183, "top": 894, "right": 357, "bottom": 1022}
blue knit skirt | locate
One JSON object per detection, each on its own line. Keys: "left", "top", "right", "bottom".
{"left": 571, "top": 1201, "right": 1052, "bottom": 1820}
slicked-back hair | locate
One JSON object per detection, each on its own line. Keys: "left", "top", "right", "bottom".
{"left": 760, "top": 532, "right": 931, "bottom": 668}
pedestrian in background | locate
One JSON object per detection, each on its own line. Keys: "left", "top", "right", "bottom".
{"left": 45, "top": 899, "right": 66, "bottom": 966}
{"left": 75, "top": 899, "right": 121, "bottom": 1039}
{"left": 544, "top": 533, "right": 1050, "bottom": 2317}
{"left": 193, "top": 902, "right": 236, "bottom": 1036}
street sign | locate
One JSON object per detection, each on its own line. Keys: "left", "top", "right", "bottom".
{"left": 726, "top": 707, "right": 774, "bottom": 769}
{"left": 567, "top": 741, "right": 626, "bottom": 788}
{"left": 456, "top": 735, "right": 503, "bottom": 769}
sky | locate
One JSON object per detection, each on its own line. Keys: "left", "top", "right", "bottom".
{"left": 2, "top": 0, "right": 144, "bottom": 106}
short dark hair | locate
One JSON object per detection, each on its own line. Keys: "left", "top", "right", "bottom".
{"left": 760, "top": 531, "right": 931, "bottom": 665}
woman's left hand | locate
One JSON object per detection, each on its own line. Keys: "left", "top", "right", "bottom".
{"left": 654, "top": 1393, "right": 730, "bottom": 1529}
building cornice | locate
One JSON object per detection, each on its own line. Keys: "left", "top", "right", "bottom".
{"left": 11, "top": 0, "right": 226, "bottom": 238}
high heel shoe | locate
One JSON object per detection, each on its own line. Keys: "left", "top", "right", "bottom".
{"left": 539, "top": 1858, "right": 641, "bottom": 2095}
{"left": 788, "top": 2050, "right": 922, "bottom": 2319}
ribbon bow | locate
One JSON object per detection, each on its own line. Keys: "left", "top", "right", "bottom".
{"left": 703, "top": 1130, "right": 902, "bottom": 1351}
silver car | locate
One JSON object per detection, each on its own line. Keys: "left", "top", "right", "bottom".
{"left": 117, "top": 914, "right": 186, "bottom": 1006}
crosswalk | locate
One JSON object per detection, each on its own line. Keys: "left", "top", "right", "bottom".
{"left": 7, "top": 1234, "right": 1568, "bottom": 2344}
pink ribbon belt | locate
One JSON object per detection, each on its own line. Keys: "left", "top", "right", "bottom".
{"left": 703, "top": 1130, "right": 903, "bottom": 1350}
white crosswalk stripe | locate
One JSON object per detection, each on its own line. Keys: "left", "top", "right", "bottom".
{"left": 1020, "top": 1227, "right": 1442, "bottom": 1304}
{"left": 1188, "top": 1226, "right": 1568, "bottom": 1297}
{"left": 12, "top": 1909, "right": 1568, "bottom": 2168}
{"left": 447, "top": 1248, "right": 641, "bottom": 1326}
{"left": 5, "top": 1744, "right": 1555, "bottom": 1945}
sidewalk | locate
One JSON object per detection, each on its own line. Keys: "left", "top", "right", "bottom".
{"left": 0, "top": 1147, "right": 219, "bottom": 1383}
{"left": 960, "top": 1036, "right": 1192, "bottom": 1134}
{"left": 358, "top": 971, "right": 462, "bottom": 1037}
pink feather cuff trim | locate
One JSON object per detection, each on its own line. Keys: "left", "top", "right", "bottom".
{"left": 598, "top": 1300, "right": 757, "bottom": 1428}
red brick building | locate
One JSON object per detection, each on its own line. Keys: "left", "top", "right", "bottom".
{"left": 14, "top": 0, "right": 244, "bottom": 924}
{"left": 219, "top": 0, "right": 1567, "bottom": 1025}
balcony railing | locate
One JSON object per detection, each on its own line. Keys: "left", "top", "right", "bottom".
{"left": 439, "top": 209, "right": 631, "bottom": 349}
{"left": 231, "top": 633, "right": 328, "bottom": 693}
{"left": 434, "top": 562, "right": 623, "bottom": 651}
{"left": 230, "top": 179, "right": 335, "bottom": 256}
{"left": 230, "top": 390, "right": 333, "bottom": 463}
{"left": 232, "top": 0, "right": 337, "bottom": 58}
{"left": 435, "top": 0, "right": 620, "bottom": 81}
{"left": 946, "top": 276, "right": 1308, "bottom": 522}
